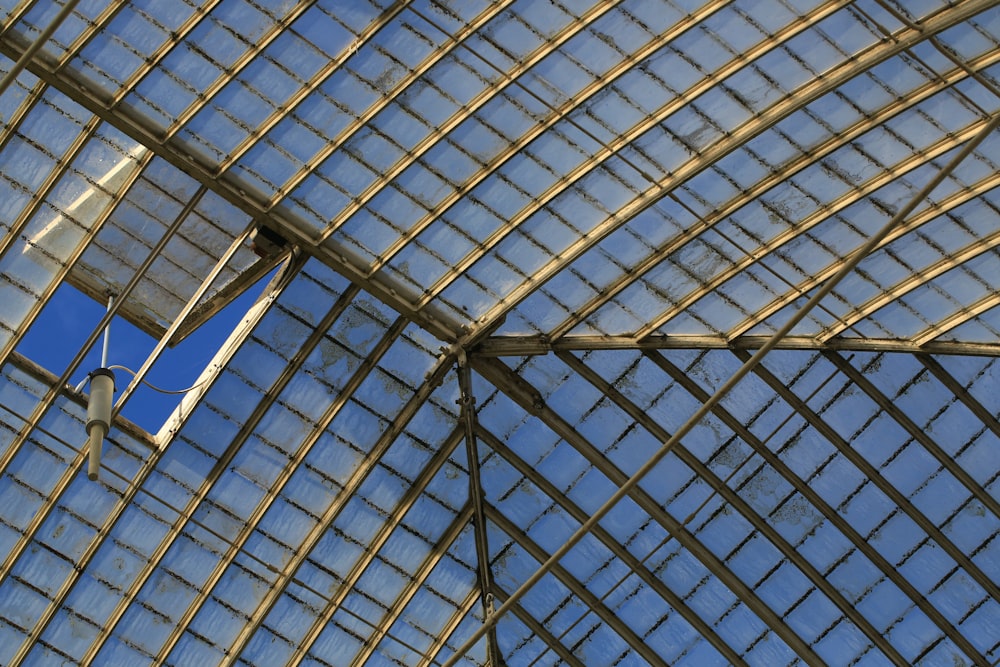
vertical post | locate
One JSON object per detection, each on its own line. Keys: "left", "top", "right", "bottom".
{"left": 101, "top": 295, "right": 112, "bottom": 368}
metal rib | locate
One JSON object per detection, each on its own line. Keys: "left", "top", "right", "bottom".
{"left": 448, "top": 0, "right": 997, "bottom": 347}
{"left": 79, "top": 265, "right": 349, "bottom": 664}
{"left": 222, "top": 355, "right": 455, "bottom": 662}
{"left": 573, "top": 349, "right": 912, "bottom": 665}
{"left": 645, "top": 349, "right": 984, "bottom": 665}
{"left": 7, "top": 227, "right": 289, "bottom": 667}
{"left": 443, "top": 103, "right": 1000, "bottom": 667}
{"left": 303, "top": 0, "right": 628, "bottom": 239}
{"left": 471, "top": 356, "right": 822, "bottom": 664}
{"left": 823, "top": 350, "right": 1000, "bottom": 523}
{"left": 228, "top": 0, "right": 509, "bottom": 186}
{"left": 108, "top": 0, "right": 226, "bottom": 108}
{"left": 912, "top": 290, "right": 1000, "bottom": 346}
{"left": 486, "top": 505, "right": 672, "bottom": 667}
{"left": 743, "top": 351, "right": 1000, "bottom": 609}
{"left": 546, "top": 49, "right": 1000, "bottom": 342}
{"left": 0, "top": 31, "right": 465, "bottom": 341}
{"left": 476, "top": 425, "right": 746, "bottom": 666}
{"left": 153, "top": 307, "right": 403, "bottom": 664}
{"left": 417, "top": 0, "right": 849, "bottom": 314}
{"left": 420, "top": 587, "right": 482, "bottom": 667}
{"left": 287, "top": 427, "right": 465, "bottom": 666}
{"left": 726, "top": 168, "right": 1000, "bottom": 343}
{"left": 354, "top": 0, "right": 731, "bottom": 273}
{"left": 346, "top": 504, "right": 475, "bottom": 667}
{"left": 492, "top": 586, "right": 586, "bottom": 667}
{"left": 634, "top": 118, "right": 1000, "bottom": 340}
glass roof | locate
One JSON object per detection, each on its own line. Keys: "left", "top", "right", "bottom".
{"left": 1, "top": 0, "right": 998, "bottom": 665}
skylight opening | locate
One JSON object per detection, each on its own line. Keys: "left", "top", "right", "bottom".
{"left": 16, "top": 271, "right": 274, "bottom": 434}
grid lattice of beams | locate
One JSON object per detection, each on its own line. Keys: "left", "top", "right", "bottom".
{"left": 0, "top": 1, "right": 998, "bottom": 665}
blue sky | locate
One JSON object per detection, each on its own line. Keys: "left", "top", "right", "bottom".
{"left": 17, "top": 278, "right": 265, "bottom": 433}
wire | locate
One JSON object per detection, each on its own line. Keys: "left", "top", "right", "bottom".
{"left": 107, "top": 365, "right": 212, "bottom": 395}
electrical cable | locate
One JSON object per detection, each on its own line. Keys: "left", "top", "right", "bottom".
{"left": 106, "top": 365, "right": 212, "bottom": 395}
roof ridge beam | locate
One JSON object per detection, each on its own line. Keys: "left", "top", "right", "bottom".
{"left": 473, "top": 334, "right": 1000, "bottom": 357}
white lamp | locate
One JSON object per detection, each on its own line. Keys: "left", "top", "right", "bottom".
{"left": 84, "top": 368, "right": 115, "bottom": 481}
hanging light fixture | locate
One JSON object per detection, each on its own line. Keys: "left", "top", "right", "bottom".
{"left": 84, "top": 368, "right": 115, "bottom": 481}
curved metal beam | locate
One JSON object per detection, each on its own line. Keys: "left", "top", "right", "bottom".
{"left": 222, "top": 354, "right": 455, "bottom": 662}
{"left": 288, "top": 427, "right": 465, "bottom": 666}
{"left": 634, "top": 118, "right": 1000, "bottom": 340}
{"left": 355, "top": 0, "right": 733, "bottom": 274}
{"left": 743, "top": 351, "right": 1000, "bottom": 607}
{"left": 303, "top": 0, "right": 630, "bottom": 240}
{"left": 246, "top": 0, "right": 515, "bottom": 193}
{"left": 79, "top": 269, "right": 352, "bottom": 664}
{"left": 823, "top": 350, "right": 999, "bottom": 522}
{"left": 568, "top": 349, "right": 914, "bottom": 665}
{"left": 151, "top": 301, "right": 401, "bottom": 665}
{"left": 815, "top": 184, "right": 1000, "bottom": 342}
{"left": 0, "top": 31, "right": 465, "bottom": 341}
{"left": 443, "top": 103, "right": 1000, "bottom": 667}
{"left": 487, "top": 505, "right": 672, "bottom": 667}
{"left": 420, "top": 587, "right": 481, "bottom": 667}
{"left": 913, "top": 290, "right": 1000, "bottom": 346}
{"left": 644, "top": 349, "right": 985, "bottom": 665}
{"left": 107, "top": 0, "right": 226, "bottom": 108}
{"left": 492, "top": 586, "right": 586, "bottom": 667}
{"left": 727, "top": 167, "right": 1000, "bottom": 342}
{"left": 346, "top": 504, "right": 475, "bottom": 667}
{"left": 218, "top": 0, "right": 424, "bottom": 176}
{"left": 477, "top": 426, "right": 746, "bottom": 666}
{"left": 544, "top": 46, "right": 1000, "bottom": 342}
{"left": 158, "top": 0, "right": 319, "bottom": 144}
{"left": 417, "top": 0, "right": 849, "bottom": 314}
{"left": 449, "top": 0, "right": 997, "bottom": 347}
{"left": 471, "top": 356, "right": 822, "bottom": 664}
